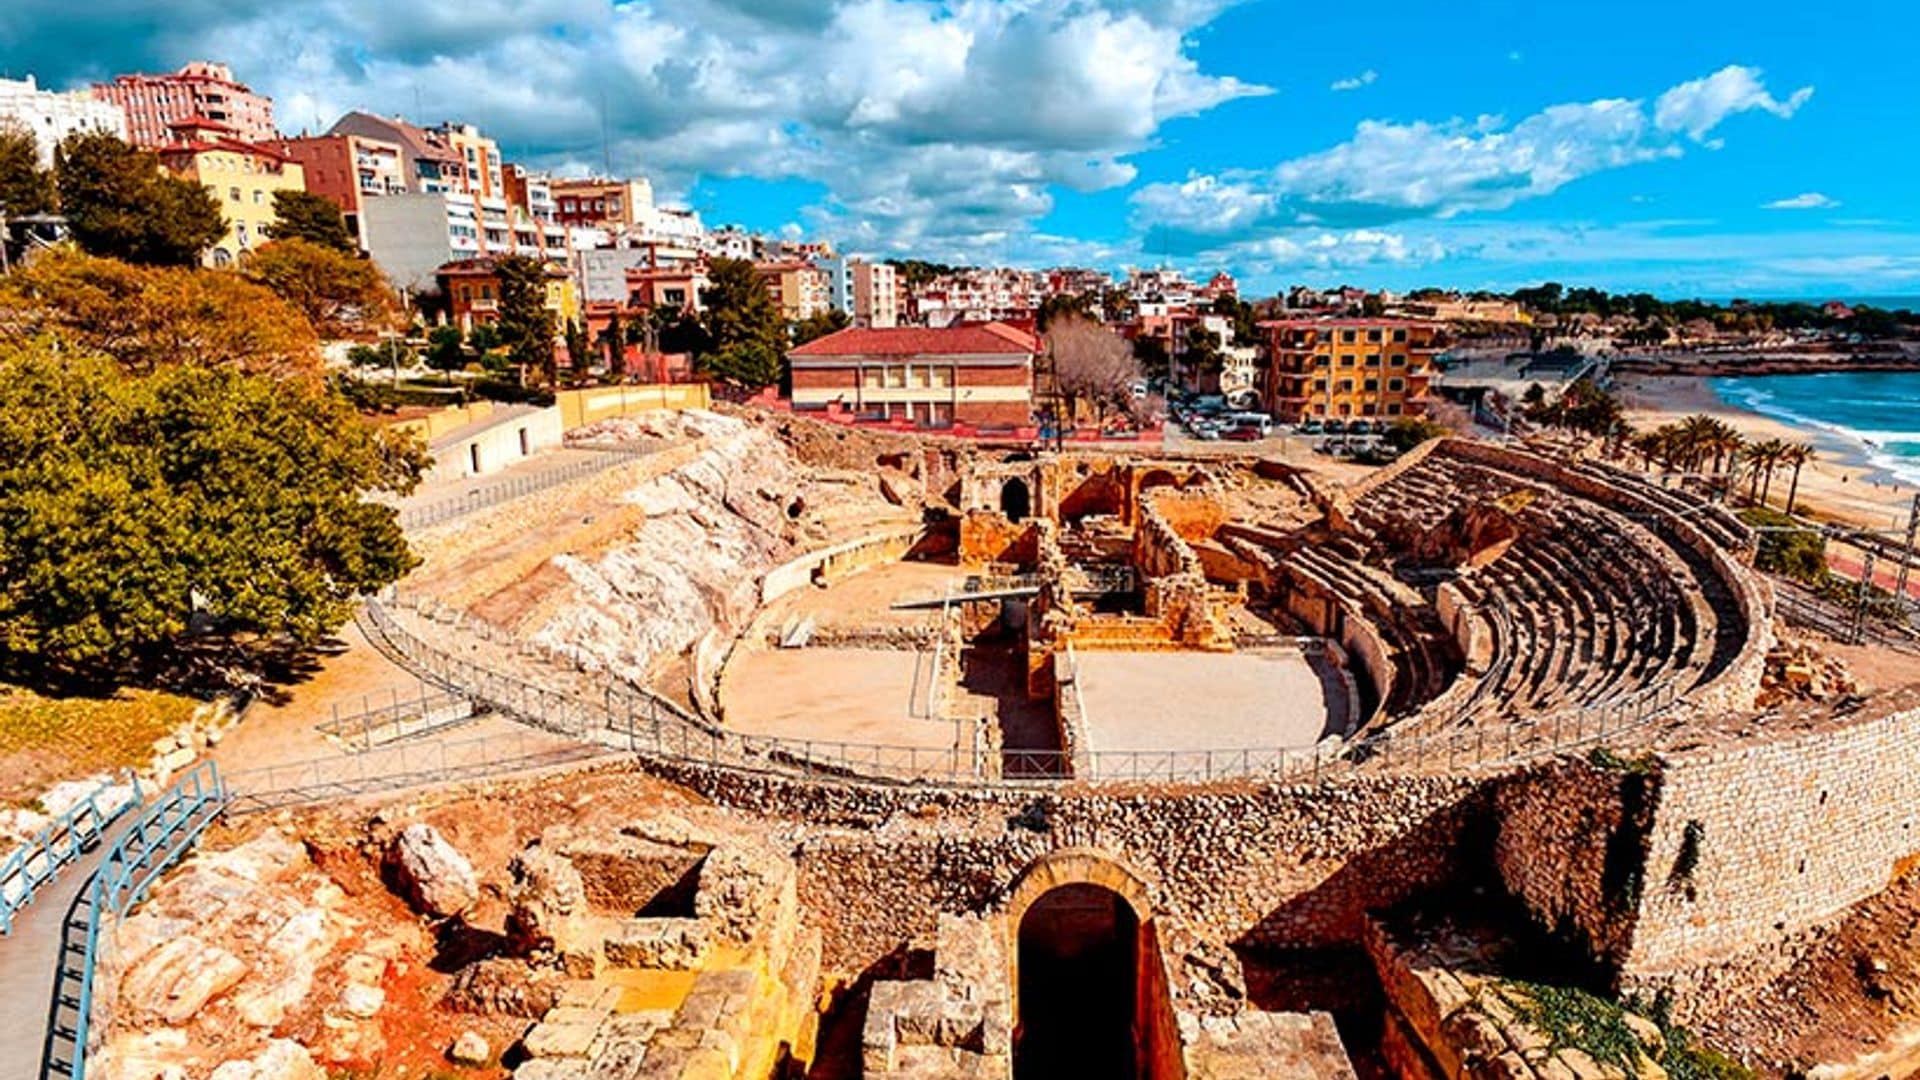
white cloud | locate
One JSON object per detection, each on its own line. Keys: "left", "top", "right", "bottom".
{"left": 1763, "top": 192, "right": 1839, "bottom": 210}
{"left": 1653, "top": 65, "right": 1813, "bottom": 142}
{"left": 18, "top": 0, "right": 1268, "bottom": 262}
{"left": 1330, "top": 70, "right": 1377, "bottom": 92}
{"left": 1131, "top": 64, "right": 1812, "bottom": 249}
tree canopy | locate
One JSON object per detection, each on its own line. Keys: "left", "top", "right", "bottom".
{"left": 0, "top": 337, "right": 424, "bottom": 682}
{"left": 241, "top": 238, "right": 397, "bottom": 340}
{"left": 792, "top": 308, "right": 848, "bottom": 346}
{"left": 0, "top": 121, "right": 54, "bottom": 219}
{"left": 268, "top": 190, "right": 355, "bottom": 252}
{"left": 492, "top": 255, "right": 557, "bottom": 384}
{"left": 55, "top": 131, "right": 224, "bottom": 267}
{"left": 0, "top": 249, "right": 319, "bottom": 377}
{"left": 1047, "top": 313, "right": 1140, "bottom": 423}
{"left": 697, "top": 257, "right": 786, "bottom": 391}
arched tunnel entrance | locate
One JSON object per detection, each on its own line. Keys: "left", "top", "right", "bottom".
{"left": 1016, "top": 882, "right": 1139, "bottom": 1079}
{"left": 1000, "top": 477, "right": 1032, "bottom": 523}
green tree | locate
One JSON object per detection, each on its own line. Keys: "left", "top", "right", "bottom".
{"left": 1132, "top": 335, "right": 1170, "bottom": 381}
{"left": 0, "top": 121, "right": 54, "bottom": 218}
{"left": 492, "top": 255, "right": 556, "bottom": 384}
{"left": 697, "top": 257, "right": 786, "bottom": 391}
{"left": 467, "top": 322, "right": 502, "bottom": 356}
{"left": 268, "top": 190, "right": 355, "bottom": 252}
{"left": 565, "top": 317, "right": 592, "bottom": 381}
{"left": 1382, "top": 416, "right": 1449, "bottom": 453}
{"left": 240, "top": 238, "right": 396, "bottom": 339}
{"left": 425, "top": 324, "right": 467, "bottom": 375}
{"left": 792, "top": 308, "right": 849, "bottom": 346}
{"left": 0, "top": 338, "right": 424, "bottom": 682}
{"left": 55, "top": 131, "right": 224, "bottom": 266}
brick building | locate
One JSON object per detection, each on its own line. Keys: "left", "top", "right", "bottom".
{"left": 1257, "top": 318, "right": 1439, "bottom": 423}
{"left": 93, "top": 61, "right": 275, "bottom": 148}
{"left": 787, "top": 323, "right": 1037, "bottom": 427}
{"left": 264, "top": 132, "right": 406, "bottom": 240}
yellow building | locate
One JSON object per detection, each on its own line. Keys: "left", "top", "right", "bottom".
{"left": 157, "top": 116, "right": 306, "bottom": 268}
{"left": 437, "top": 257, "right": 579, "bottom": 335}
{"left": 1258, "top": 319, "right": 1440, "bottom": 423}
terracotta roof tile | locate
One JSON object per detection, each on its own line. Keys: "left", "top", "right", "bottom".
{"left": 788, "top": 322, "right": 1038, "bottom": 358}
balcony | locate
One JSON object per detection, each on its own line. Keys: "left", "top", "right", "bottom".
{"left": 467, "top": 298, "right": 498, "bottom": 313}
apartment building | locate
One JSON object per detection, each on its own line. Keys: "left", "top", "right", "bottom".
{"left": 327, "top": 112, "right": 467, "bottom": 193}
{"left": 852, "top": 260, "right": 898, "bottom": 329}
{"left": 1258, "top": 319, "right": 1440, "bottom": 422}
{"left": 155, "top": 117, "right": 304, "bottom": 267}
{"left": 552, "top": 177, "right": 655, "bottom": 230}
{"left": 756, "top": 261, "right": 832, "bottom": 321}
{"left": 93, "top": 61, "right": 274, "bottom": 147}
{"left": 787, "top": 323, "right": 1037, "bottom": 427}
{"left": 438, "top": 257, "right": 579, "bottom": 335}
{"left": 265, "top": 132, "right": 406, "bottom": 239}
{"left": 0, "top": 75, "right": 127, "bottom": 165}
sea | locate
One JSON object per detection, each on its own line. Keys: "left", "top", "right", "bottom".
{"left": 1711, "top": 371, "right": 1920, "bottom": 486}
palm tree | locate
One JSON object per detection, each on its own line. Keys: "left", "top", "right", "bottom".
{"left": 1744, "top": 438, "right": 1786, "bottom": 505}
{"left": 1780, "top": 442, "right": 1815, "bottom": 515}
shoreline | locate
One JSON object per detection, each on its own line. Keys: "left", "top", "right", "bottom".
{"left": 1612, "top": 371, "right": 1918, "bottom": 531}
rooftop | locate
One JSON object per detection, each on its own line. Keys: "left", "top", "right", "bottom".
{"left": 788, "top": 322, "right": 1038, "bottom": 358}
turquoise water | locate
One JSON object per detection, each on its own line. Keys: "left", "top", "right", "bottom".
{"left": 1711, "top": 372, "right": 1920, "bottom": 485}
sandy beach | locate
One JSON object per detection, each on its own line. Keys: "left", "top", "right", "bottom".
{"left": 1614, "top": 372, "right": 1920, "bottom": 531}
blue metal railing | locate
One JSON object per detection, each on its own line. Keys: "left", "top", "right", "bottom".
{"left": 0, "top": 775, "right": 143, "bottom": 935}
{"left": 45, "top": 761, "right": 226, "bottom": 1080}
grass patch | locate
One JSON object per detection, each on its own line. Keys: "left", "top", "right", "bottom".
{"left": 1495, "top": 981, "right": 1755, "bottom": 1080}
{"left": 0, "top": 683, "right": 200, "bottom": 805}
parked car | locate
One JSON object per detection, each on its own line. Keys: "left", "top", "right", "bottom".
{"left": 1225, "top": 425, "right": 1263, "bottom": 441}
{"left": 1324, "top": 419, "right": 1348, "bottom": 434}
{"left": 1297, "top": 419, "right": 1325, "bottom": 435}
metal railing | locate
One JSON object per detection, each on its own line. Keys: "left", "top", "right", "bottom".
{"left": 0, "top": 775, "right": 141, "bottom": 935}
{"left": 361, "top": 590, "right": 1691, "bottom": 788}
{"left": 226, "top": 728, "right": 609, "bottom": 814}
{"left": 397, "top": 446, "right": 653, "bottom": 531}
{"left": 314, "top": 684, "right": 484, "bottom": 752}
{"left": 47, "top": 761, "right": 226, "bottom": 1080}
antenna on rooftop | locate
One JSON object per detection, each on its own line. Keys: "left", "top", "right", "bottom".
{"left": 600, "top": 87, "right": 612, "bottom": 177}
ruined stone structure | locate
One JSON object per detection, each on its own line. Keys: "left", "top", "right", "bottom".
{"left": 103, "top": 414, "right": 1920, "bottom": 1079}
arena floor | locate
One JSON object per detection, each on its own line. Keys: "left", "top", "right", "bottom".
{"left": 1071, "top": 647, "right": 1345, "bottom": 756}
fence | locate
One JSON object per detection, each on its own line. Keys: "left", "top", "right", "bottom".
{"left": 361, "top": 590, "right": 1690, "bottom": 788}
{"left": 397, "top": 447, "right": 654, "bottom": 531}
{"left": 226, "top": 728, "right": 610, "bottom": 814}
{"left": 47, "top": 762, "right": 225, "bottom": 1080}
{"left": 0, "top": 775, "right": 140, "bottom": 936}
{"left": 314, "top": 684, "right": 484, "bottom": 752}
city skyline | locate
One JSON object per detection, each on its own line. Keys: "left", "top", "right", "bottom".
{"left": 3, "top": 0, "right": 1917, "bottom": 297}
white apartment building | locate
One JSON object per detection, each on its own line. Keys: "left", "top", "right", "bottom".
{"left": 0, "top": 75, "right": 127, "bottom": 166}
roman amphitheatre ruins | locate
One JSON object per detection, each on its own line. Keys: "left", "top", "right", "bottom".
{"left": 70, "top": 404, "right": 1920, "bottom": 1080}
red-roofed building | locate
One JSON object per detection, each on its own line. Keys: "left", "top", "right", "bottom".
{"left": 155, "top": 116, "right": 304, "bottom": 267}
{"left": 93, "top": 61, "right": 276, "bottom": 148}
{"left": 786, "top": 323, "right": 1038, "bottom": 427}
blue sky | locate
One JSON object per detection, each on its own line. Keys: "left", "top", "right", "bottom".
{"left": 5, "top": 0, "right": 1918, "bottom": 298}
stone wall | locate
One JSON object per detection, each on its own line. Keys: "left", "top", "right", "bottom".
{"left": 1622, "top": 694, "right": 1920, "bottom": 1016}
{"left": 624, "top": 756, "right": 1491, "bottom": 983}
{"left": 759, "top": 526, "right": 929, "bottom": 604}
{"left": 1493, "top": 758, "right": 1650, "bottom": 969}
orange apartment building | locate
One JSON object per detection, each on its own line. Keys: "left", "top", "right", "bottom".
{"left": 1258, "top": 319, "right": 1440, "bottom": 422}
{"left": 787, "top": 323, "right": 1037, "bottom": 427}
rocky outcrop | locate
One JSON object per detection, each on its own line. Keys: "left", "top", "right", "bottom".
{"left": 205, "top": 1040, "right": 325, "bottom": 1080}
{"left": 385, "top": 823, "right": 479, "bottom": 918}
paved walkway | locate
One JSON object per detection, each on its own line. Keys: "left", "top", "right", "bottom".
{"left": 0, "top": 813, "right": 138, "bottom": 1080}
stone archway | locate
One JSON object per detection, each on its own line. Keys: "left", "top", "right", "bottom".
{"left": 1001, "top": 477, "right": 1032, "bottom": 523}
{"left": 1003, "top": 850, "right": 1163, "bottom": 1080}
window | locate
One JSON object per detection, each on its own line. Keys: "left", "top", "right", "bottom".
{"left": 1390, "top": 354, "right": 1407, "bottom": 367}
{"left": 906, "top": 366, "right": 927, "bottom": 389}
{"left": 1337, "top": 379, "right": 1354, "bottom": 392}
{"left": 1387, "top": 403, "right": 1404, "bottom": 415}
{"left": 1340, "top": 329, "right": 1357, "bottom": 343}
{"left": 931, "top": 366, "right": 953, "bottom": 388}
{"left": 885, "top": 366, "right": 906, "bottom": 389}
{"left": 1392, "top": 328, "right": 1408, "bottom": 342}
{"left": 862, "top": 368, "right": 883, "bottom": 390}
{"left": 1366, "top": 329, "right": 1382, "bottom": 343}
{"left": 1316, "top": 329, "right": 1332, "bottom": 343}
{"left": 1365, "top": 353, "right": 1381, "bottom": 367}
{"left": 1339, "top": 354, "right": 1355, "bottom": 367}
{"left": 1388, "top": 378, "right": 1405, "bottom": 392}
{"left": 253, "top": 189, "right": 264, "bottom": 204}
{"left": 481, "top": 285, "right": 493, "bottom": 300}
{"left": 228, "top": 186, "right": 241, "bottom": 201}
{"left": 1363, "top": 378, "right": 1378, "bottom": 392}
